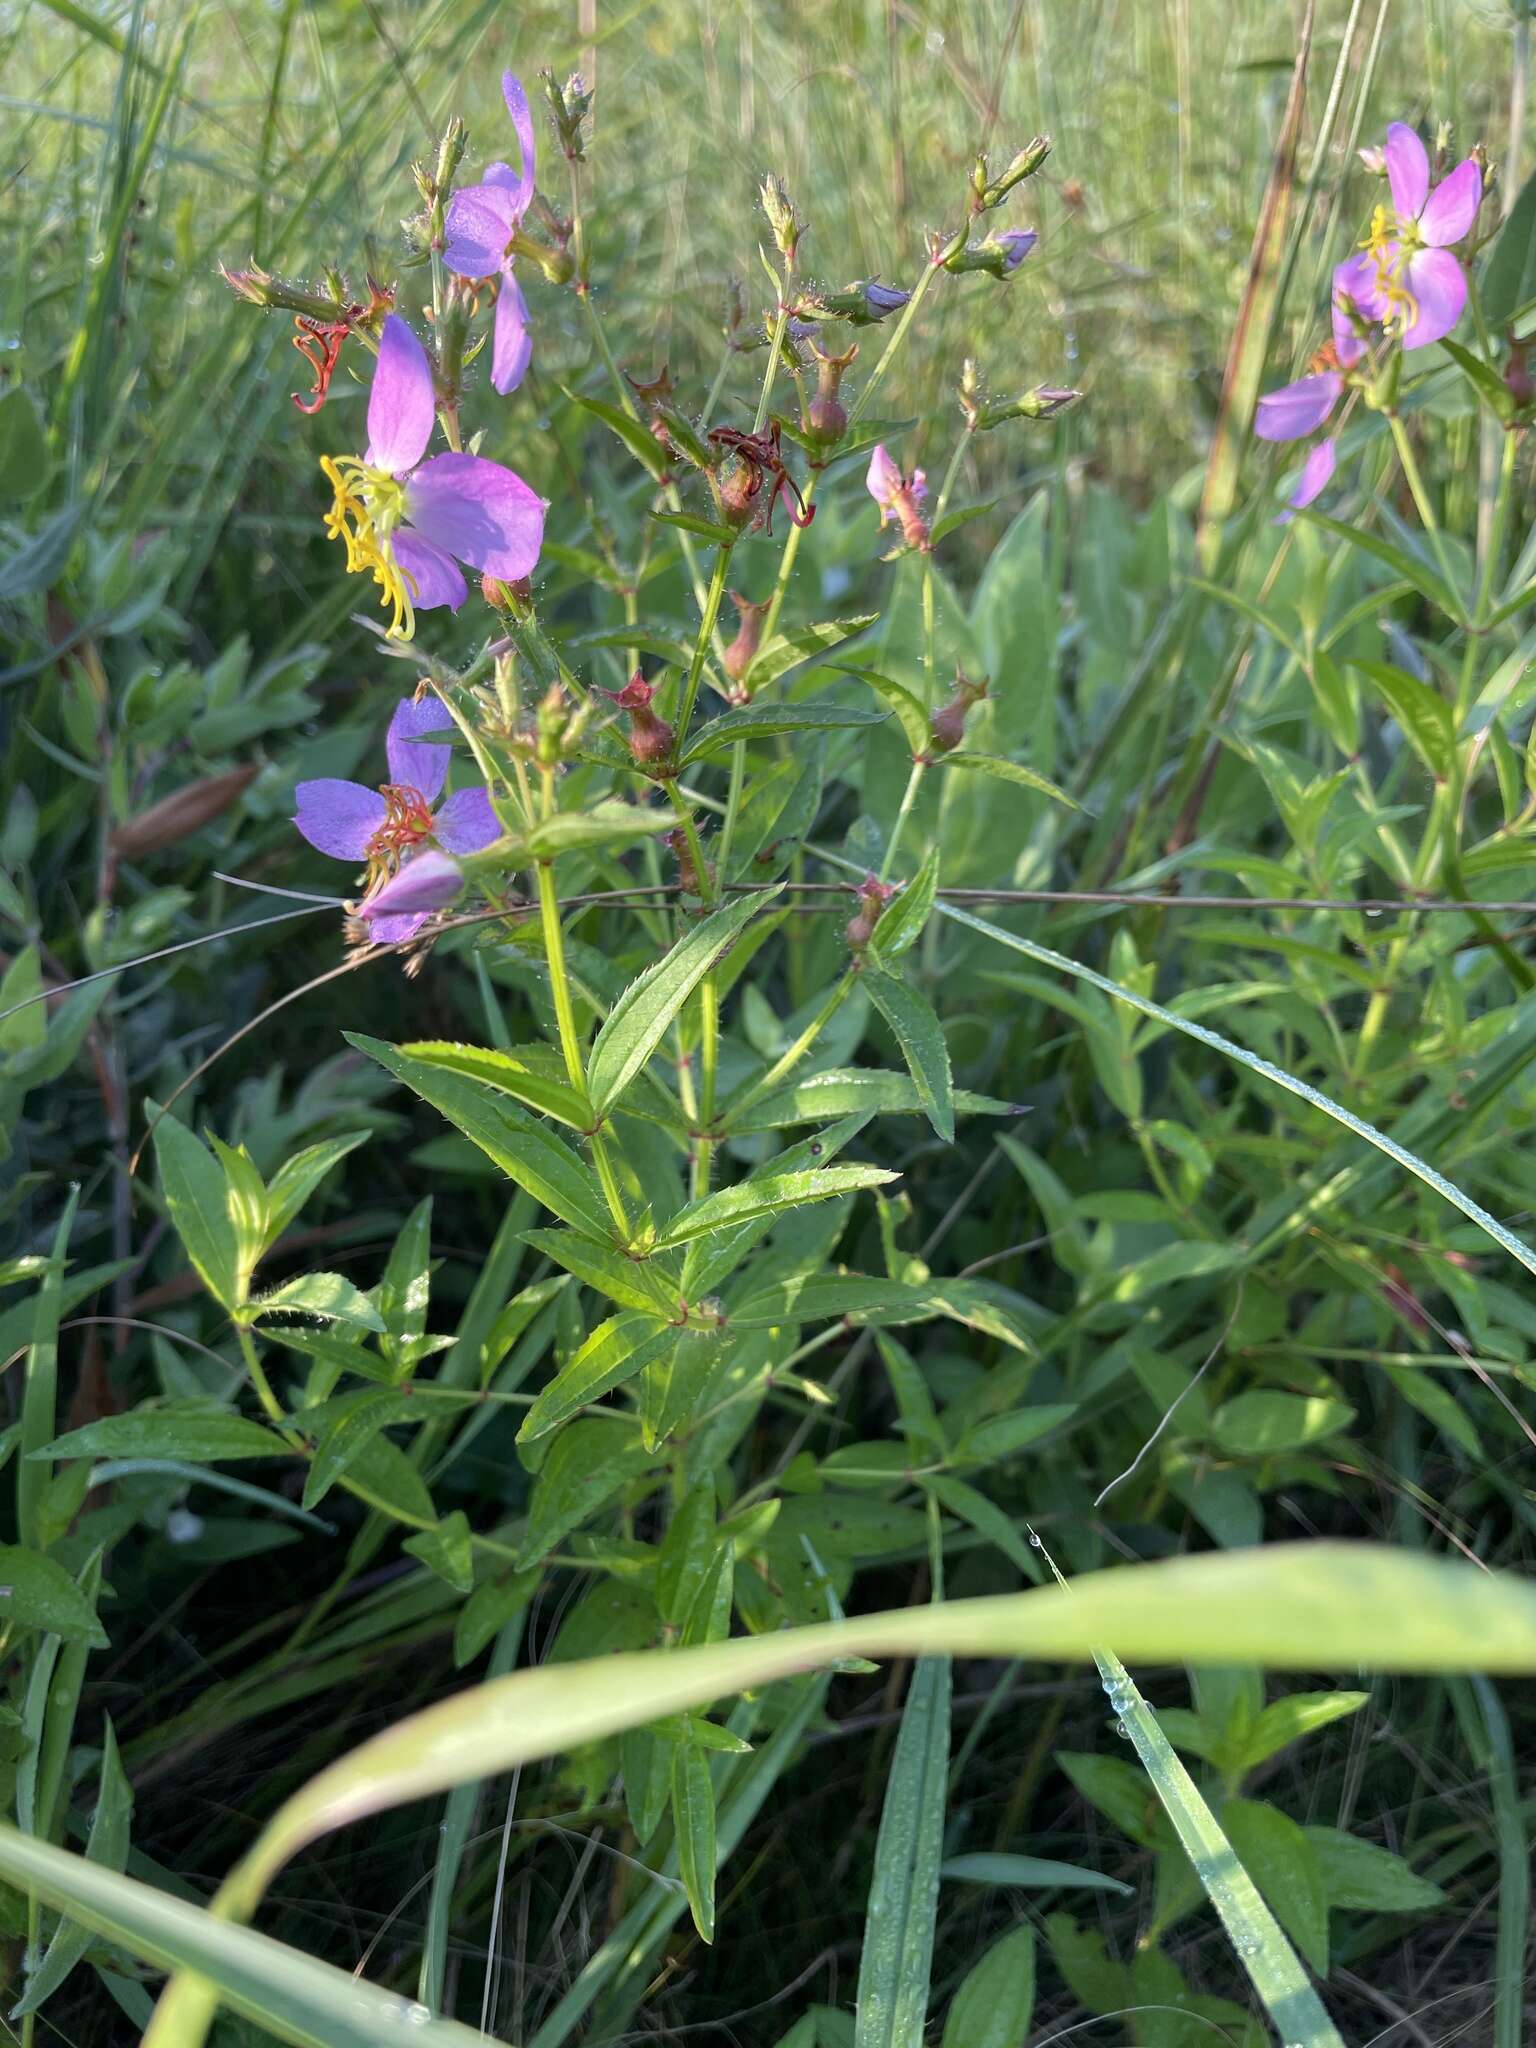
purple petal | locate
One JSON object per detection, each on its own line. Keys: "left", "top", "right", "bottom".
{"left": 1331, "top": 253, "right": 1379, "bottom": 365}
{"left": 385, "top": 696, "right": 453, "bottom": 798}
{"left": 404, "top": 452, "right": 546, "bottom": 580}
{"left": 443, "top": 182, "right": 519, "bottom": 279}
{"left": 366, "top": 910, "right": 430, "bottom": 944}
{"left": 501, "top": 72, "right": 537, "bottom": 216}
{"left": 1254, "top": 372, "right": 1341, "bottom": 442}
{"left": 358, "top": 849, "right": 464, "bottom": 927}
{"left": 1418, "top": 158, "right": 1482, "bottom": 247}
{"left": 294, "top": 780, "right": 386, "bottom": 861}
{"left": 394, "top": 531, "right": 469, "bottom": 615}
{"left": 434, "top": 786, "right": 502, "bottom": 853}
{"left": 1385, "top": 122, "right": 1430, "bottom": 220}
{"left": 999, "top": 228, "right": 1038, "bottom": 272}
{"left": 865, "top": 443, "right": 899, "bottom": 506}
{"left": 365, "top": 315, "right": 436, "bottom": 475}
{"left": 491, "top": 270, "right": 533, "bottom": 395}
{"left": 1401, "top": 247, "right": 1467, "bottom": 348}
{"left": 1276, "top": 437, "right": 1337, "bottom": 524}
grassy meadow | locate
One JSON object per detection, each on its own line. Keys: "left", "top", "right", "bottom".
{"left": 2, "top": 1, "right": 1536, "bottom": 2044}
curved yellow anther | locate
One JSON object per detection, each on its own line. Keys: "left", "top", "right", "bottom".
{"left": 319, "top": 456, "right": 420, "bottom": 640}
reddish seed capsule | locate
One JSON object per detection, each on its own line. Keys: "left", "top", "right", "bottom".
{"left": 603, "top": 670, "right": 676, "bottom": 777}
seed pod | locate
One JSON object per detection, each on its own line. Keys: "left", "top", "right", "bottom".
{"left": 845, "top": 874, "right": 895, "bottom": 954}
{"left": 927, "top": 669, "right": 988, "bottom": 756}
{"left": 603, "top": 671, "right": 676, "bottom": 778}
{"left": 722, "top": 591, "right": 771, "bottom": 694}
{"left": 111, "top": 766, "right": 258, "bottom": 857}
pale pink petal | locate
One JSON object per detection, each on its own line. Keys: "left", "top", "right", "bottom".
{"left": 385, "top": 696, "right": 452, "bottom": 799}
{"left": 865, "top": 443, "right": 899, "bottom": 507}
{"left": 294, "top": 780, "right": 386, "bottom": 861}
{"left": 1331, "top": 252, "right": 1378, "bottom": 366}
{"left": 393, "top": 531, "right": 468, "bottom": 615}
{"left": 501, "top": 72, "right": 537, "bottom": 216}
{"left": 1254, "top": 372, "right": 1341, "bottom": 442}
{"left": 443, "top": 182, "right": 518, "bottom": 278}
{"left": 365, "top": 315, "right": 436, "bottom": 474}
{"left": 1384, "top": 123, "right": 1430, "bottom": 220}
{"left": 1401, "top": 247, "right": 1467, "bottom": 348}
{"left": 433, "top": 786, "right": 502, "bottom": 852}
{"left": 404, "top": 452, "right": 546, "bottom": 579}
{"left": 1418, "top": 159, "right": 1482, "bottom": 247}
{"left": 365, "top": 910, "right": 430, "bottom": 943}
{"left": 1276, "top": 437, "right": 1336, "bottom": 524}
{"left": 491, "top": 270, "right": 533, "bottom": 395}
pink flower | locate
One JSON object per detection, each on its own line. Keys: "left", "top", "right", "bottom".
{"left": 1357, "top": 123, "right": 1482, "bottom": 350}
{"left": 320, "top": 315, "right": 545, "bottom": 640}
{"left": 865, "top": 443, "right": 930, "bottom": 550}
{"left": 442, "top": 73, "right": 537, "bottom": 394}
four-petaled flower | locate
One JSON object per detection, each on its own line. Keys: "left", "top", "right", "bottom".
{"left": 442, "top": 73, "right": 538, "bottom": 394}
{"left": 320, "top": 314, "right": 546, "bottom": 639}
{"left": 866, "top": 443, "right": 930, "bottom": 550}
{"left": 294, "top": 697, "right": 500, "bottom": 940}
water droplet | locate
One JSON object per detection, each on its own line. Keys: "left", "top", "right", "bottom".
{"left": 1027, "top": 1531, "right": 1042, "bottom": 1548}
{"left": 1114, "top": 1719, "right": 1131, "bottom": 1738}
{"left": 925, "top": 27, "right": 946, "bottom": 53}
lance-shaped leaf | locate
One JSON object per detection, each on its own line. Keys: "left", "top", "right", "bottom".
{"left": 351, "top": 1037, "right": 613, "bottom": 1240}
{"left": 249, "top": 1272, "right": 385, "bottom": 1332}
{"left": 0, "top": 1545, "right": 108, "bottom": 1647}
{"left": 562, "top": 386, "right": 670, "bottom": 479}
{"left": 586, "top": 888, "right": 781, "bottom": 1117}
{"left": 518, "top": 1313, "right": 677, "bottom": 1441}
{"left": 652, "top": 1163, "right": 899, "bottom": 1252}
{"left": 38, "top": 1409, "right": 290, "bottom": 1467}
{"left": 863, "top": 970, "right": 955, "bottom": 1142}
{"left": 396, "top": 1041, "right": 595, "bottom": 1131}
{"left": 837, "top": 665, "right": 930, "bottom": 756}
{"left": 871, "top": 846, "right": 940, "bottom": 961}
{"left": 941, "top": 751, "right": 1078, "bottom": 809}
{"left": 525, "top": 800, "right": 674, "bottom": 859}
{"left": 522, "top": 1227, "right": 681, "bottom": 1315}
{"left": 679, "top": 703, "right": 885, "bottom": 767}
{"left": 150, "top": 1107, "right": 240, "bottom": 1310}
{"left": 738, "top": 614, "right": 876, "bottom": 693}
{"left": 11, "top": 1719, "right": 133, "bottom": 2016}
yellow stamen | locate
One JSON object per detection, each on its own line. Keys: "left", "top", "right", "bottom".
{"left": 1357, "top": 202, "right": 1422, "bottom": 336}
{"left": 319, "top": 455, "right": 420, "bottom": 640}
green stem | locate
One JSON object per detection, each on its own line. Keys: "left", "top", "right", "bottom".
{"left": 1388, "top": 412, "right": 1462, "bottom": 615}
{"left": 879, "top": 760, "right": 927, "bottom": 882}
{"left": 674, "top": 543, "right": 734, "bottom": 745}
{"left": 721, "top": 971, "right": 855, "bottom": 1128}
{"left": 535, "top": 856, "right": 587, "bottom": 1092}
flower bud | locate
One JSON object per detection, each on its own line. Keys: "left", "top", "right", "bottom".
{"left": 433, "top": 117, "right": 468, "bottom": 197}
{"left": 541, "top": 67, "right": 593, "bottom": 160}
{"left": 845, "top": 875, "right": 895, "bottom": 954}
{"left": 722, "top": 591, "right": 771, "bottom": 696}
{"left": 760, "top": 174, "right": 803, "bottom": 262}
{"left": 982, "top": 135, "right": 1051, "bottom": 206}
{"left": 219, "top": 263, "right": 352, "bottom": 322}
{"left": 356, "top": 850, "right": 464, "bottom": 929}
{"left": 865, "top": 443, "right": 930, "bottom": 552}
{"left": 927, "top": 669, "right": 988, "bottom": 756}
{"left": 972, "top": 384, "right": 1081, "bottom": 430}
{"left": 1505, "top": 336, "right": 1535, "bottom": 412}
{"left": 806, "top": 337, "right": 858, "bottom": 448}
{"left": 943, "top": 228, "right": 1037, "bottom": 278}
{"left": 1357, "top": 143, "right": 1387, "bottom": 175}
{"left": 603, "top": 671, "right": 675, "bottom": 777}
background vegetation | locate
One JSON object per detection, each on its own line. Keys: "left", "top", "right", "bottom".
{"left": 2, "top": 0, "right": 1535, "bottom": 2043}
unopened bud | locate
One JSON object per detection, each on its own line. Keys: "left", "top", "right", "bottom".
{"left": 982, "top": 136, "right": 1051, "bottom": 206}
{"left": 806, "top": 337, "right": 858, "bottom": 448}
{"left": 973, "top": 384, "right": 1081, "bottom": 430}
{"left": 541, "top": 68, "right": 594, "bottom": 160}
{"left": 928, "top": 669, "right": 988, "bottom": 756}
{"left": 434, "top": 117, "right": 468, "bottom": 196}
{"left": 1505, "top": 336, "right": 1535, "bottom": 412}
{"left": 1358, "top": 143, "right": 1386, "bottom": 175}
{"left": 761, "top": 174, "right": 803, "bottom": 262}
{"left": 722, "top": 592, "right": 771, "bottom": 696}
{"left": 958, "top": 357, "right": 985, "bottom": 428}
{"left": 943, "top": 228, "right": 1038, "bottom": 279}
{"left": 845, "top": 875, "right": 895, "bottom": 954}
{"left": 219, "top": 263, "right": 352, "bottom": 321}
{"left": 603, "top": 671, "right": 675, "bottom": 777}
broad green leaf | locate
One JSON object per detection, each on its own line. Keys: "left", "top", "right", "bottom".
{"left": 352, "top": 1036, "right": 612, "bottom": 1239}
{"left": 656, "top": 1485, "right": 719, "bottom": 1628}
{"left": 649, "top": 508, "right": 737, "bottom": 543}
{"left": 404, "top": 1512, "right": 475, "bottom": 1595}
{"left": 1212, "top": 1391, "right": 1355, "bottom": 1456}
{"left": 525, "top": 800, "right": 675, "bottom": 859}
{"left": 1299, "top": 508, "right": 1461, "bottom": 619}
{"left": 1236, "top": 1689, "right": 1367, "bottom": 1774}
{"left": 941, "top": 750, "right": 1078, "bottom": 809}
{"left": 1440, "top": 337, "right": 1518, "bottom": 425}
{"left": 929, "top": 501, "right": 995, "bottom": 546}
{"left": 0, "top": 1544, "right": 107, "bottom": 1647}
{"left": 941, "top": 1926, "right": 1034, "bottom": 2048}
{"left": 265, "top": 1133, "right": 370, "bottom": 1244}
{"left": 151, "top": 1109, "right": 239, "bottom": 1309}
{"left": 0, "top": 387, "right": 48, "bottom": 504}
{"left": 518, "top": 1315, "right": 676, "bottom": 1441}
{"left": 923, "top": 1477, "right": 1038, "bottom": 1579}
{"left": 739, "top": 615, "right": 876, "bottom": 693}
{"left": 1481, "top": 162, "right": 1536, "bottom": 328}
{"left": 587, "top": 889, "right": 781, "bottom": 1117}
{"left": 863, "top": 970, "right": 954, "bottom": 1142}
{"left": 299, "top": 1391, "right": 418, "bottom": 1510}
{"left": 1221, "top": 1796, "right": 1329, "bottom": 1976}
{"left": 680, "top": 702, "right": 885, "bottom": 766}
{"left": 1350, "top": 659, "right": 1457, "bottom": 780}
{"left": 395, "top": 1042, "right": 594, "bottom": 1130}
{"left": 0, "top": 1826, "right": 494, "bottom": 2048}
{"left": 249, "top": 1271, "right": 385, "bottom": 1332}
{"left": 871, "top": 846, "right": 939, "bottom": 961}
{"left": 670, "top": 1742, "right": 716, "bottom": 1943}
{"left": 18, "top": 1192, "right": 75, "bottom": 1555}
{"left": 840, "top": 666, "right": 929, "bottom": 756}
{"left": 854, "top": 1655, "right": 950, "bottom": 2048}
{"left": 735, "top": 1068, "right": 1016, "bottom": 1133}
{"left": 339, "top": 1431, "right": 437, "bottom": 1529}
{"left": 523, "top": 1227, "right": 679, "bottom": 1314}
{"left": 940, "top": 1852, "right": 1130, "bottom": 1897}
{"left": 563, "top": 385, "right": 670, "bottom": 479}
{"left": 12, "top": 1717, "right": 133, "bottom": 2016}
{"left": 651, "top": 1164, "right": 898, "bottom": 1251}
{"left": 516, "top": 1416, "right": 660, "bottom": 1566}
{"left": 621, "top": 1726, "right": 671, "bottom": 1846}
{"left": 39, "top": 1409, "right": 289, "bottom": 1466}
{"left": 1301, "top": 1825, "right": 1446, "bottom": 1911}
